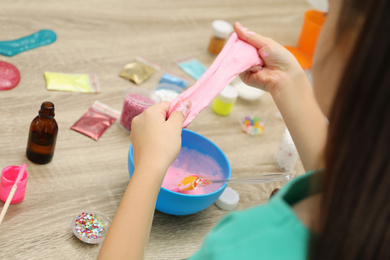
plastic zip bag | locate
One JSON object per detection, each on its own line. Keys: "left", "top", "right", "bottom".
{"left": 119, "top": 57, "right": 160, "bottom": 84}
{"left": 44, "top": 71, "right": 100, "bottom": 93}
{"left": 71, "top": 101, "right": 120, "bottom": 140}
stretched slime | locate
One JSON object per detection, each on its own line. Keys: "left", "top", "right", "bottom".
{"left": 168, "top": 32, "right": 263, "bottom": 127}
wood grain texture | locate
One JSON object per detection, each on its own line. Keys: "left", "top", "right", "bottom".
{"left": 0, "top": 0, "right": 309, "bottom": 259}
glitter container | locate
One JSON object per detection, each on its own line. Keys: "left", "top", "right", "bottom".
{"left": 274, "top": 128, "right": 299, "bottom": 172}
{"left": 208, "top": 20, "right": 233, "bottom": 55}
{"left": 119, "top": 87, "right": 161, "bottom": 131}
{"left": 212, "top": 85, "right": 238, "bottom": 116}
{"left": 154, "top": 83, "right": 183, "bottom": 102}
{"left": 71, "top": 211, "right": 111, "bottom": 244}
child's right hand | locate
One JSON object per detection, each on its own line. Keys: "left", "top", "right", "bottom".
{"left": 234, "top": 22, "right": 306, "bottom": 96}
{"left": 130, "top": 100, "right": 191, "bottom": 177}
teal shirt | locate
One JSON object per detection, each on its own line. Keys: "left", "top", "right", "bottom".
{"left": 190, "top": 171, "right": 320, "bottom": 260}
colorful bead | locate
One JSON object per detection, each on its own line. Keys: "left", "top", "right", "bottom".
{"left": 241, "top": 116, "right": 265, "bottom": 136}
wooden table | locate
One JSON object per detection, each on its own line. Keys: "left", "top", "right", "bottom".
{"left": 0, "top": 0, "right": 308, "bottom": 258}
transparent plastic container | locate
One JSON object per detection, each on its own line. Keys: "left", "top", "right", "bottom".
{"left": 208, "top": 20, "right": 233, "bottom": 55}
{"left": 212, "top": 85, "right": 238, "bottom": 116}
{"left": 153, "top": 83, "right": 183, "bottom": 102}
{"left": 71, "top": 211, "right": 111, "bottom": 244}
{"left": 120, "top": 87, "right": 161, "bottom": 131}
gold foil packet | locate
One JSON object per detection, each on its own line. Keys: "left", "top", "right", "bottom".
{"left": 119, "top": 57, "right": 160, "bottom": 85}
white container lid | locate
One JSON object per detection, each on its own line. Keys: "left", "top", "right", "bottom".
{"left": 215, "top": 187, "right": 240, "bottom": 210}
{"left": 217, "top": 84, "right": 238, "bottom": 104}
{"left": 212, "top": 20, "right": 233, "bottom": 39}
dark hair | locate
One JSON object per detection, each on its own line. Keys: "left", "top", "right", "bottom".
{"left": 310, "top": 0, "right": 390, "bottom": 259}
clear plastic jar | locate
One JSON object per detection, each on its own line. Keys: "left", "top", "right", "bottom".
{"left": 212, "top": 85, "right": 238, "bottom": 116}
{"left": 120, "top": 87, "right": 161, "bottom": 131}
{"left": 208, "top": 20, "right": 233, "bottom": 55}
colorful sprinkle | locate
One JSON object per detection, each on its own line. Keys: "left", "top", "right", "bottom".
{"left": 72, "top": 212, "right": 109, "bottom": 243}
{"left": 241, "top": 116, "right": 265, "bottom": 136}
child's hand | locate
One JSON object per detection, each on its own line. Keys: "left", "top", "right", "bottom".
{"left": 130, "top": 100, "right": 191, "bottom": 175}
{"left": 234, "top": 22, "right": 306, "bottom": 95}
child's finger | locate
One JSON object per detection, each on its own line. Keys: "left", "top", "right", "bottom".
{"left": 233, "top": 22, "right": 271, "bottom": 50}
{"left": 168, "top": 100, "right": 191, "bottom": 127}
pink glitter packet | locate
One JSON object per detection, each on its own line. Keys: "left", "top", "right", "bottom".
{"left": 119, "top": 87, "right": 161, "bottom": 131}
{"left": 71, "top": 101, "right": 120, "bottom": 140}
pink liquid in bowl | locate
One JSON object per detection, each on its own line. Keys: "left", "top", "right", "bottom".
{"left": 162, "top": 147, "right": 225, "bottom": 195}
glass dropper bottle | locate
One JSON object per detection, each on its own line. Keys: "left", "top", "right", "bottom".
{"left": 26, "top": 101, "right": 58, "bottom": 164}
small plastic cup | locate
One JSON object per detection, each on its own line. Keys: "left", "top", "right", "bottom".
{"left": 119, "top": 87, "right": 161, "bottom": 131}
{"left": 285, "top": 9, "right": 326, "bottom": 69}
{"left": 298, "top": 10, "right": 327, "bottom": 57}
{"left": 0, "top": 165, "right": 28, "bottom": 204}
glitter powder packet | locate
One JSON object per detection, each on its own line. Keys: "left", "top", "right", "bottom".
{"left": 119, "top": 57, "right": 160, "bottom": 85}
{"left": 71, "top": 101, "right": 120, "bottom": 140}
{"left": 44, "top": 71, "right": 100, "bottom": 93}
{"left": 175, "top": 57, "right": 207, "bottom": 80}
{"left": 158, "top": 71, "right": 189, "bottom": 90}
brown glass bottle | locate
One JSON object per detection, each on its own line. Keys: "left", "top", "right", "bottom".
{"left": 26, "top": 102, "right": 58, "bottom": 164}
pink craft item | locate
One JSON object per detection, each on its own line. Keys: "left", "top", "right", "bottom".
{"left": 119, "top": 87, "right": 161, "bottom": 131}
{"left": 168, "top": 32, "right": 263, "bottom": 127}
{"left": 0, "top": 60, "right": 21, "bottom": 91}
{"left": 0, "top": 165, "right": 28, "bottom": 204}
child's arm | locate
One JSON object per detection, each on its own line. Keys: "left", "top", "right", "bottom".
{"left": 234, "top": 22, "right": 328, "bottom": 171}
{"left": 98, "top": 100, "right": 191, "bottom": 260}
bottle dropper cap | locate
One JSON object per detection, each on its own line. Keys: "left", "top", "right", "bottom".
{"left": 215, "top": 187, "right": 240, "bottom": 210}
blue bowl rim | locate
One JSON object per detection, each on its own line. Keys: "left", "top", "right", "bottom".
{"left": 128, "top": 129, "right": 231, "bottom": 198}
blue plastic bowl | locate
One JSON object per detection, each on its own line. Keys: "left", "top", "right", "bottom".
{"left": 128, "top": 129, "right": 231, "bottom": 215}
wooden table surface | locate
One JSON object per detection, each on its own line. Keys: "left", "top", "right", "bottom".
{"left": 0, "top": 0, "right": 308, "bottom": 259}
